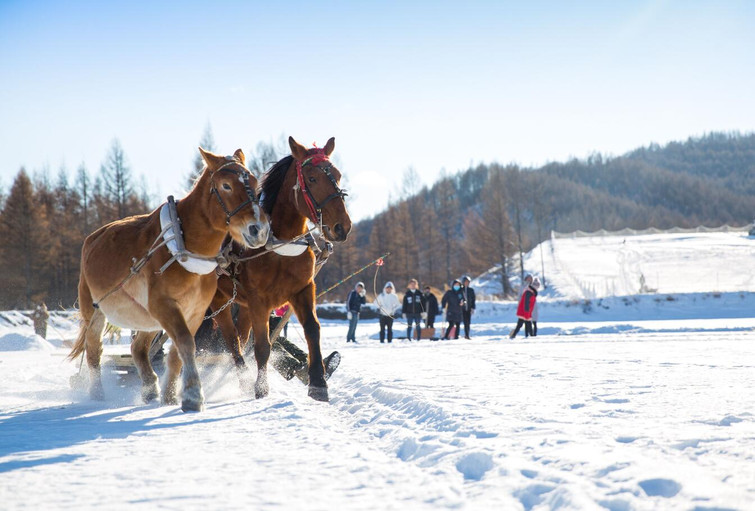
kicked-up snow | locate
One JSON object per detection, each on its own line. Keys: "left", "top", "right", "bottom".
{"left": 1, "top": 317, "right": 754, "bottom": 510}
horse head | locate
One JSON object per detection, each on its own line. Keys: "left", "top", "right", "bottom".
{"left": 198, "top": 147, "right": 270, "bottom": 248}
{"left": 289, "top": 136, "right": 352, "bottom": 242}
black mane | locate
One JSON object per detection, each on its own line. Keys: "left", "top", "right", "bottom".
{"left": 259, "top": 155, "right": 293, "bottom": 215}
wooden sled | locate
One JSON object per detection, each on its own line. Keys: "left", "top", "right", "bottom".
{"left": 414, "top": 326, "right": 439, "bottom": 340}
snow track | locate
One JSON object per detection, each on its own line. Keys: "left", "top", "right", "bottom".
{"left": 2, "top": 318, "right": 755, "bottom": 509}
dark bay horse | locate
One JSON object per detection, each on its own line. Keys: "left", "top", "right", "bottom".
{"left": 210, "top": 136, "right": 352, "bottom": 401}
{"left": 68, "top": 148, "right": 270, "bottom": 412}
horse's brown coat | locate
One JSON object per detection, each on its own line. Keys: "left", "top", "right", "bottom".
{"left": 69, "top": 148, "right": 270, "bottom": 411}
{"left": 211, "top": 137, "right": 352, "bottom": 401}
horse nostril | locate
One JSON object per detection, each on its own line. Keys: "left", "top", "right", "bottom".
{"left": 248, "top": 225, "right": 259, "bottom": 238}
{"left": 334, "top": 223, "right": 345, "bottom": 240}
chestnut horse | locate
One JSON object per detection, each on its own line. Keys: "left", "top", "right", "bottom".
{"left": 68, "top": 148, "right": 270, "bottom": 412}
{"left": 210, "top": 136, "right": 351, "bottom": 402}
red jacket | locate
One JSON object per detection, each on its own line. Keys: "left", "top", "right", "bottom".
{"left": 516, "top": 286, "right": 538, "bottom": 320}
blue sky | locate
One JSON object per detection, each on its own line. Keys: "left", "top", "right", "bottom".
{"left": 1, "top": 0, "right": 753, "bottom": 220}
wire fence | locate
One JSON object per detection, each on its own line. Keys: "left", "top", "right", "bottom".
{"left": 552, "top": 223, "right": 754, "bottom": 239}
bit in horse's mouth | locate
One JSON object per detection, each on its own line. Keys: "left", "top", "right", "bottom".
{"left": 322, "top": 225, "right": 337, "bottom": 242}
{"left": 243, "top": 231, "right": 267, "bottom": 249}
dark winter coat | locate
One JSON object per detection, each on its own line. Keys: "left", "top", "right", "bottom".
{"left": 516, "top": 286, "right": 537, "bottom": 320}
{"left": 461, "top": 286, "right": 476, "bottom": 311}
{"left": 423, "top": 292, "right": 439, "bottom": 318}
{"left": 402, "top": 289, "right": 425, "bottom": 315}
{"left": 347, "top": 289, "right": 366, "bottom": 313}
{"left": 441, "top": 289, "right": 465, "bottom": 322}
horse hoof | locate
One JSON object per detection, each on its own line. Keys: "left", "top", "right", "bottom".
{"left": 90, "top": 385, "right": 105, "bottom": 401}
{"left": 308, "top": 385, "right": 329, "bottom": 402}
{"left": 254, "top": 383, "right": 269, "bottom": 399}
{"left": 141, "top": 384, "right": 160, "bottom": 404}
{"left": 181, "top": 398, "right": 204, "bottom": 413}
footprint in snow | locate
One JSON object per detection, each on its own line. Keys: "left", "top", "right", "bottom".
{"left": 638, "top": 478, "right": 682, "bottom": 498}
{"left": 455, "top": 452, "right": 494, "bottom": 481}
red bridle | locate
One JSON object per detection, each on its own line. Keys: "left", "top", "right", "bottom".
{"left": 295, "top": 148, "right": 347, "bottom": 224}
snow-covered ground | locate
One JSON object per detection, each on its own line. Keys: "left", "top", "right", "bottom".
{"left": 1, "top": 231, "right": 755, "bottom": 510}
{"left": 474, "top": 231, "right": 755, "bottom": 299}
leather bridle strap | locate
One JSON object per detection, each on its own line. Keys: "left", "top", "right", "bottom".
{"left": 210, "top": 159, "right": 260, "bottom": 225}
{"left": 295, "top": 151, "right": 348, "bottom": 224}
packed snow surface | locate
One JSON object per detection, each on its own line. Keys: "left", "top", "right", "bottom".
{"left": 1, "top": 231, "right": 754, "bottom": 510}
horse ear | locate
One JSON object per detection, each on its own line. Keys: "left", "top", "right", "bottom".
{"left": 199, "top": 147, "right": 223, "bottom": 168}
{"left": 323, "top": 137, "right": 335, "bottom": 157}
{"left": 233, "top": 148, "right": 246, "bottom": 166}
{"left": 289, "top": 136, "right": 308, "bottom": 161}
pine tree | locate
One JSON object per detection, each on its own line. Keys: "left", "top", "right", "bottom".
{"left": 465, "top": 167, "right": 515, "bottom": 297}
{"left": 434, "top": 177, "right": 459, "bottom": 286}
{"left": 75, "top": 163, "right": 91, "bottom": 234}
{"left": 187, "top": 123, "right": 216, "bottom": 189}
{"left": 100, "top": 139, "right": 133, "bottom": 219}
{"left": 0, "top": 169, "right": 50, "bottom": 308}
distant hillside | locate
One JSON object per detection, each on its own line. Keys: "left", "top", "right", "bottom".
{"left": 625, "top": 132, "right": 755, "bottom": 194}
{"left": 316, "top": 132, "right": 755, "bottom": 297}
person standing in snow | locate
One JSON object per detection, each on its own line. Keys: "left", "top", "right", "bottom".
{"left": 531, "top": 278, "right": 541, "bottom": 336}
{"left": 31, "top": 302, "right": 49, "bottom": 339}
{"left": 441, "top": 280, "right": 464, "bottom": 340}
{"left": 423, "top": 286, "right": 439, "bottom": 329}
{"left": 402, "top": 278, "right": 425, "bottom": 340}
{"left": 375, "top": 281, "right": 401, "bottom": 343}
{"left": 269, "top": 304, "right": 290, "bottom": 339}
{"left": 346, "top": 282, "right": 367, "bottom": 343}
{"left": 520, "top": 274, "right": 533, "bottom": 297}
{"left": 510, "top": 278, "right": 538, "bottom": 339}
{"left": 460, "top": 275, "right": 476, "bottom": 339}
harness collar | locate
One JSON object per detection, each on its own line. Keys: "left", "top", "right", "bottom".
{"left": 159, "top": 196, "right": 220, "bottom": 275}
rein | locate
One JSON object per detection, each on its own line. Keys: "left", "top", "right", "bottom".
{"left": 230, "top": 226, "right": 321, "bottom": 264}
{"left": 295, "top": 149, "right": 348, "bottom": 226}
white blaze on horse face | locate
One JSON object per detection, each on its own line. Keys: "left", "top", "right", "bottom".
{"left": 239, "top": 204, "right": 269, "bottom": 249}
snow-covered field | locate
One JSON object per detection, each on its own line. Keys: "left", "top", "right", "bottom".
{"left": 474, "top": 231, "right": 755, "bottom": 299}
{"left": 1, "top": 231, "right": 755, "bottom": 510}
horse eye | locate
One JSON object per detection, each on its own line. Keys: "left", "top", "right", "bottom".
{"left": 222, "top": 183, "right": 232, "bottom": 191}
{"left": 308, "top": 177, "right": 316, "bottom": 184}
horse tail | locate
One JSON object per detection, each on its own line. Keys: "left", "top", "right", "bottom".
{"left": 68, "top": 319, "right": 88, "bottom": 361}
{"left": 68, "top": 269, "right": 94, "bottom": 361}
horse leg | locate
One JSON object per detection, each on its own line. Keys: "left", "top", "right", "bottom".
{"left": 290, "top": 284, "right": 328, "bottom": 402}
{"left": 151, "top": 300, "right": 204, "bottom": 412}
{"left": 83, "top": 309, "right": 106, "bottom": 400}
{"left": 249, "top": 307, "right": 272, "bottom": 399}
{"left": 163, "top": 346, "right": 182, "bottom": 406}
{"left": 69, "top": 275, "right": 107, "bottom": 400}
{"left": 131, "top": 330, "right": 160, "bottom": 403}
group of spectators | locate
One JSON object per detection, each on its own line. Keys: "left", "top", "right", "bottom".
{"left": 345, "top": 277, "right": 477, "bottom": 343}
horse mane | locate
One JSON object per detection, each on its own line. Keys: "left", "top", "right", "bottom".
{"left": 260, "top": 155, "right": 293, "bottom": 215}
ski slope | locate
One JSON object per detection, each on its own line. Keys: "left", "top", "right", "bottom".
{"left": 1, "top": 231, "right": 755, "bottom": 510}
{"left": 475, "top": 231, "right": 755, "bottom": 299}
